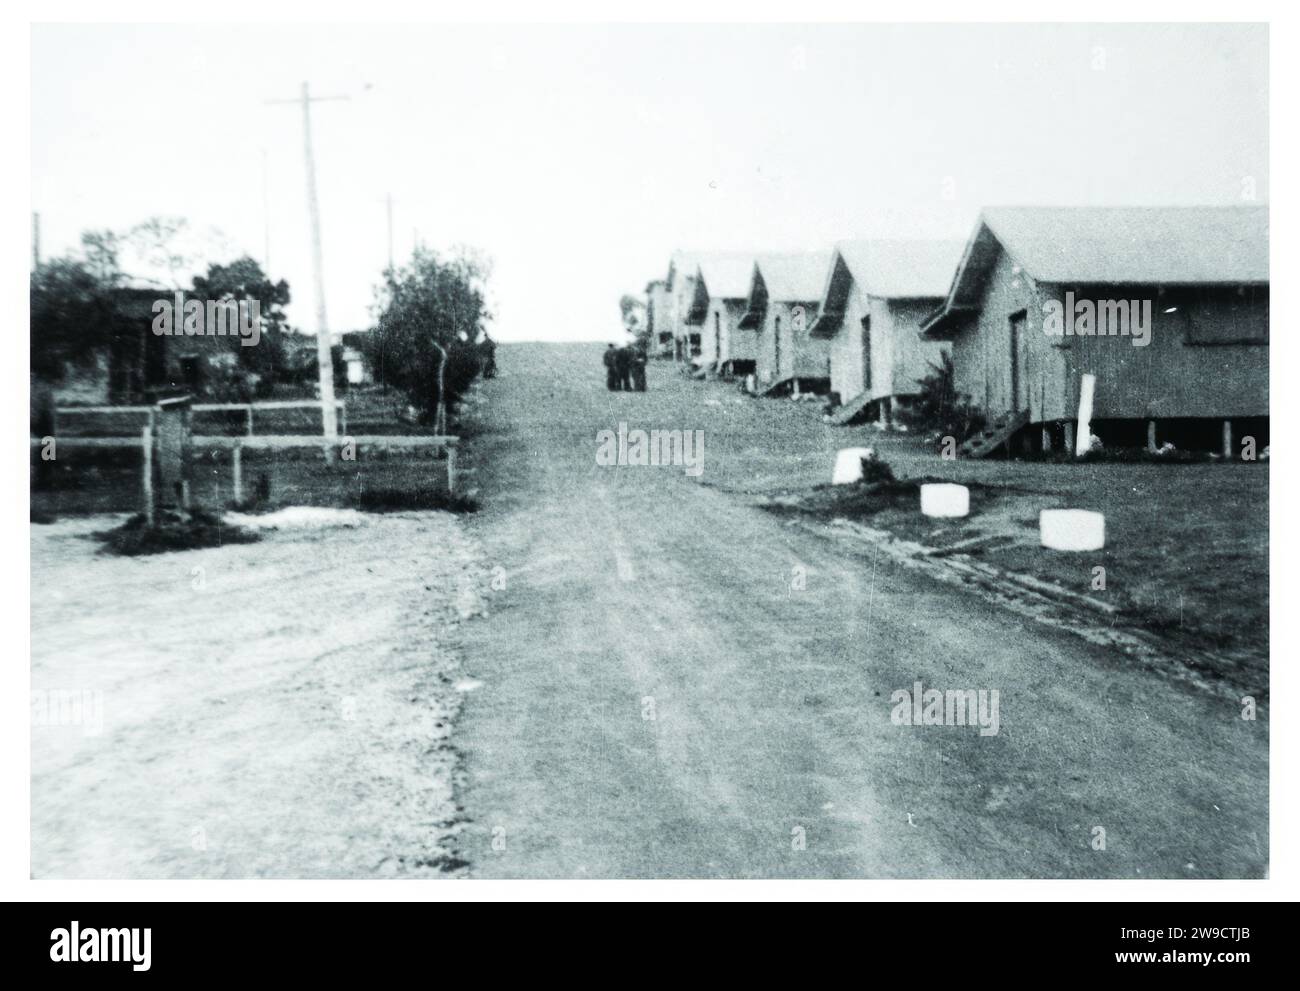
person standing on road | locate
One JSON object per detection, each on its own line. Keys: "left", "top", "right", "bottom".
{"left": 604, "top": 344, "right": 620, "bottom": 391}
{"left": 631, "top": 345, "right": 648, "bottom": 392}
{"left": 615, "top": 344, "right": 633, "bottom": 392}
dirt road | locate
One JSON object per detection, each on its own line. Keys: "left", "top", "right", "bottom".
{"left": 454, "top": 343, "right": 1267, "bottom": 878}
{"left": 32, "top": 512, "right": 483, "bottom": 878}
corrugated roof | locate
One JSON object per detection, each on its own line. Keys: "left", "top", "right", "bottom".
{"left": 754, "top": 251, "right": 833, "bottom": 302}
{"left": 982, "top": 206, "right": 1269, "bottom": 284}
{"left": 832, "top": 239, "right": 967, "bottom": 299}
{"left": 696, "top": 253, "right": 759, "bottom": 300}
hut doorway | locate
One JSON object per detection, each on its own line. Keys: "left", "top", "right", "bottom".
{"left": 861, "top": 315, "right": 871, "bottom": 392}
{"left": 1010, "top": 310, "right": 1029, "bottom": 412}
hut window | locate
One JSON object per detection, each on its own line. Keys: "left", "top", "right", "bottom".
{"left": 1183, "top": 286, "right": 1269, "bottom": 345}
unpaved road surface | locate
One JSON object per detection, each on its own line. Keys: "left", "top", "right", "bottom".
{"left": 454, "top": 343, "right": 1267, "bottom": 878}
{"left": 32, "top": 513, "right": 483, "bottom": 878}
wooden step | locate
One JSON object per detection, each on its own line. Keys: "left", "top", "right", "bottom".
{"left": 760, "top": 376, "right": 796, "bottom": 397}
{"left": 828, "top": 389, "right": 876, "bottom": 425}
{"left": 959, "top": 409, "right": 1030, "bottom": 459}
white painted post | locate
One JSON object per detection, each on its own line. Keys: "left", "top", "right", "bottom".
{"left": 141, "top": 425, "right": 154, "bottom": 527}
{"left": 1222, "top": 420, "right": 1233, "bottom": 459}
{"left": 1041, "top": 425, "right": 1052, "bottom": 453}
{"left": 1147, "top": 420, "right": 1157, "bottom": 453}
{"left": 246, "top": 407, "right": 254, "bottom": 436}
{"left": 1075, "top": 374, "right": 1096, "bottom": 457}
{"left": 232, "top": 443, "right": 243, "bottom": 503}
{"left": 446, "top": 445, "right": 457, "bottom": 494}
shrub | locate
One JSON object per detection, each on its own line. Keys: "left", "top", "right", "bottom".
{"left": 859, "top": 455, "right": 896, "bottom": 485}
{"left": 97, "top": 509, "right": 260, "bottom": 556}
{"left": 900, "top": 353, "right": 985, "bottom": 449}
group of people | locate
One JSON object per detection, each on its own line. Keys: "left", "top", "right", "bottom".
{"left": 603, "top": 343, "right": 648, "bottom": 392}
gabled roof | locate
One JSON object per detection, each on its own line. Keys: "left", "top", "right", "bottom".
{"left": 981, "top": 205, "right": 1268, "bottom": 285}
{"left": 833, "top": 240, "right": 966, "bottom": 299}
{"left": 686, "top": 253, "right": 759, "bottom": 323}
{"left": 697, "top": 254, "right": 760, "bottom": 300}
{"left": 923, "top": 205, "right": 1269, "bottom": 337}
{"left": 808, "top": 240, "right": 964, "bottom": 338}
{"left": 738, "top": 251, "right": 833, "bottom": 329}
{"left": 753, "top": 251, "right": 833, "bottom": 303}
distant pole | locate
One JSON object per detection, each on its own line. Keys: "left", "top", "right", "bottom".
{"left": 265, "top": 82, "right": 350, "bottom": 442}
{"left": 261, "top": 149, "right": 271, "bottom": 272}
{"left": 386, "top": 193, "right": 394, "bottom": 272}
{"left": 31, "top": 211, "right": 40, "bottom": 269}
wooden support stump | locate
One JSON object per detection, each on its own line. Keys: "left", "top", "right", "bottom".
{"left": 141, "top": 425, "right": 154, "bottom": 527}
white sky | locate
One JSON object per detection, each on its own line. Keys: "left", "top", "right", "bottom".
{"left": 30, "top": 22, "right": 1267, "bottom": 341}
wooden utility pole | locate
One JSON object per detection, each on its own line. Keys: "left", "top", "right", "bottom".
{"left": 386, "top": 193, "right": 394, "bottom": 272}
{"left": 266, "top": 82, "right": 350, "bottom": 441}
{"left": 261, "top": 148, "right": 271, "bottom": 273}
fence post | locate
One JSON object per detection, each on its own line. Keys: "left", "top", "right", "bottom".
{"left": 246, "top": 406, "right": 254, "bottom": 437}
{"left": 446, "top": 444, "right": 456, "bottom": 495}
{"left": 141, "top": 424, "right": 154, "bottom": 527}
{"left": 232, "top": 443, "right": 243, "bottom": 504}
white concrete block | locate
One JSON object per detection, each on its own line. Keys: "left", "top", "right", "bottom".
{"left": 832, "top": 447, "right": 875, "bottom": 485}
{"left": 920, "top": 483, "right": 970, "bottom": 518}
{"left": 1040, "top": 509, "right": 1105, "bottom": 551}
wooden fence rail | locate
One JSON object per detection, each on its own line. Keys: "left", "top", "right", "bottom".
{"left": 31, "top": 429, "right": 155, "bottom": 517}
{"left": 54, "top": 400, "right": 348, "bottom": 437}
{"left": 32, "top": 430, "right": 460, "bottom": 514}
{"left": 193, "top": 435, "right": 459, "bottom": 498}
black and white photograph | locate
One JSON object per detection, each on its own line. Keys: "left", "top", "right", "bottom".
{"left": 5, "top": 2, "right": 1297, "bottom": 965}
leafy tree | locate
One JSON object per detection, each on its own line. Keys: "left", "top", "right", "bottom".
{"left": 619, "top": 293, "right": 648, "bottom": 346}
{"left": 30, "top": 257, "right": 119, "bottom": 380}
{"left": 79, "top": 230, "right": 124, "bottom": 286}
{"left": 191, "top": 256, "right": 292, "bottom": 393}
{"left": 619, "top": 293, "right": 645, "bottom": 327}
{"left": 365, "top": 247, "right": 492, "bottom": 423}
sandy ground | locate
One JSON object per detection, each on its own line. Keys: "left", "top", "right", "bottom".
{"left": 31, "top": 511, "right": 485, "bottom": 878}
{"left": 452, "top": 343, "right": 1268, "bottom": 878}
